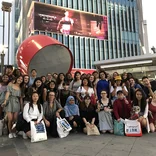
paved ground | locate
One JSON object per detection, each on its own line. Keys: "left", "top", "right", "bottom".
{"left": 0, "top": 132, "right": 156, "bottom": 156}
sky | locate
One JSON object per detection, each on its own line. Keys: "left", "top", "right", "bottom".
{"left": 0, "top": 0, "right": 155, "bottom": 54}
{"left": 142, "top": 0, "right": 156, "bottom": 52}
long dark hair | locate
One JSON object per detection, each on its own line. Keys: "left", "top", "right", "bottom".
{"left": 81, "top": 77, "right": 92, "bottom": 88}
{"left": 80, "top": 95, "right": 94, "bottom": 111}
{"left": 29, "top": 92, "right": 41, "bottom": 113}
{"left": 14, "top": 75, "right": 23, "bottom": 87}
{"left": 56, "top": 73, "right": 65, "bottom": 86}
{"left": 1, "top": 74, "right": 9, "bottom": 85}
{"left": 73, "top": 71, "right": 81, "bottom": 82}
{"left": 32, "top": 77, "right": 43, "bottom": 96}
{"left": 133, "top": 88, "right": 146, "bottom": 112}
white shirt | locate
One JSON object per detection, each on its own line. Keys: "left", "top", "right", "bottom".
{"left": 23, "top": 103, "right": 43, "bottom": 123}
{"left": 110, "top": 86, "right": 128, "bottom": 97}
{"left": 76, "top": 86, "right": 94, "bottom": 98}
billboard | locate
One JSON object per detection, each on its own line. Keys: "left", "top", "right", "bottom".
{"left": 32, "top": 2, "right": 108, "bottom": 40}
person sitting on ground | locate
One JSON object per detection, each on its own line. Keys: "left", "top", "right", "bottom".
{"left": 113, "top": 90, "right": 131, "bottom": 122}
{"left": 43, "top": 91, "right": 65, "bottom": 137}
{"left": 132, "top": 89, "right": 150, "bottom": 133}
{"left": 23, "top": 92, "right": 43, "bottom": 139}
{"left": 64, "top": 96, "right": 81, "bottom": 132}
{"left": 96, "top": 90, "right": 113, "bottom": 134}
{"left": 79, "top": 95, "right": 97, "bottom": 134}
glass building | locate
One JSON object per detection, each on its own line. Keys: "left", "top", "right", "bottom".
{"left": 14, "top": 0, "right": 145, "bottom": 69}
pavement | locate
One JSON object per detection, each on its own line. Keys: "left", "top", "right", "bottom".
{"left": 0, "top": 132, "right": 156, "bottom": 156}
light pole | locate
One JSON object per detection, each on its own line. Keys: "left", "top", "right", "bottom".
{"left": 1, "top": 1, "right": 12, "bottom": 66}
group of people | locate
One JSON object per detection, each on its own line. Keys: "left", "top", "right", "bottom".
{"left": 0, "top": 65, "right": 156, "bottom": 140}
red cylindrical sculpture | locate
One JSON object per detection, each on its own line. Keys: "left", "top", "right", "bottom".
{"left": 16, "top": 35, "right": 73, "bottom": 76}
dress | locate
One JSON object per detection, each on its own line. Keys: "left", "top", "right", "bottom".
{"left": 98, "top": 99, "right": 113, "bottom": 131}
{"left": 149, "top": 103, "right": 156, "bottom": 124}
{"left": 6, "top": 85, "right": 21, "bottom": 112}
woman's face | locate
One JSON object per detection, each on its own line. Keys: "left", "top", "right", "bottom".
{"left": 123, "top": 73, "right": 127, "bottom": 79}
{"left": 113, "top": 72, "right": 118, "bottom": 78}
{"left": 69, "top": 98, "right": 75, "bottom": 104}
{"left": 49, "top": 92, "right": 55, "bottom": 101}
{"left": 63, "top": 84, "right": 69, "bottom": 90}
{"left": 136, "top": 91, "right": 143, "bottom": 101}
{"left": 35, "top": 80, "right": 42, "bottom": 88}
{"left": 32, "top": 93, "right": 39, "bottom": 102}
{"left": 59, "top": 74, "right": 65, "bottom": 81}
{"left": 116, "top": 80, "right": 121, "bottom": 86}
{"left": 83, "top": 79, "right": 88, "bottom": 86}
{"left": 101, "top": 91, "right": 107, "bottom": 98}
{"left": 49, "top": 82, "right": 55, "bottom": 89}
{"left": 100, "top": 72, "right": 106, "bottom": 79}
{"left": 24, "top": 76, "right": 29, "bottom": 83}
{"left": 75, "top": 73, "right": 81, "bottom": 80}
{"left": 2, "top": 75, "right": 9, "bottom": 83}
{"left": 41, "top": 77, "right": 46, "bottom": 83}
{"left": 16, "top": 76, "right": 23, "bottom": 84}
{"left": 89, "top": 75, "right": 94, "bottom": 82}
{"left": 84, "top": 97, "right": 91, "bottom": 105}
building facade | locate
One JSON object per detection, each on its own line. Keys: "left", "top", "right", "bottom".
{"left": 14, "top": 0, "right": 145, "bottom": 69}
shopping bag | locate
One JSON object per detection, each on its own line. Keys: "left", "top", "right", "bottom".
{"left": 86, "top": 124, "right": 100, "bottom": 136}
{"left": 125, "top": 119, "right": 142, "bottom": 137}
{"left": 30, "top": 120, "right": 47, "bottom": 143}
{"left": 57, "top": 118, "right": 72, "bottom": 138}
{"left": 114, "top": 120, "right": 124, "bottom": 136}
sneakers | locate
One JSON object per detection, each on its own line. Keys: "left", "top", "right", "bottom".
{"left": 8, "top": 133, "right": 17, "bottom": 138}
{"left": 23, "top": 132, "right": 28, "bottom": 139}
{"left": 8, "top": 133, "right": 13, "bottom": 139}
{"left": 12, "top": 133, "right": 17, "bottom": 138}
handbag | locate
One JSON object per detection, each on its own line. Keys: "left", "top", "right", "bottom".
{"left": 30, "top": 120, "right": 47, "bottom": 143}
{"left": 124, "top": 119, "right": 142, "bottom": 137}
{"left": 86, "top": 124, "right": 100, "bottom": 136}
{"left": 114, "top": 120, "right": 124, "bottom": 136}
{"left": 57, "top": 117, "right": 72, "bottom": 138}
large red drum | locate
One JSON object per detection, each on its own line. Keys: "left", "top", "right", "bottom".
{"left": 16, "top": 35, "right": 73, "bottom": 75}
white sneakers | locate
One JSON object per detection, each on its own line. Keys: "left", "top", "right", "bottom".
{"left": 8, "top": 133, "right": 13, "bottom": 139}
{"left": 22, "top": 132, "right": 28, "bottom": 139}
{"left": 8, "top": 133, "right": 17, "bottom": 139}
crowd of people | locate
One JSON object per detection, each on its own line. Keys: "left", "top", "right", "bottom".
{"left": 0, "top": 65, "right": 156, "bottom": 140}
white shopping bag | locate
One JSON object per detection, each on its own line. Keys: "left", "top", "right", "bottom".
{"left": 124, "top": 119, "right": 142, "bottom": 137}
{"left": 57, "top": 118, "right": 72, "bottom": 138}
{"left": 30, "top": 120, "right": 47, "bottom": 143}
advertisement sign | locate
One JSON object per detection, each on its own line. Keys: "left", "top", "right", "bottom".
{"left": 33, "top": 2, "right": 108, "bottom": 39}
{"left": 27, "top": 5, "right": 34, "bottom": 36}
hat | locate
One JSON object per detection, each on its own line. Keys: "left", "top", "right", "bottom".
{"left": 115, "top": 76, "right": 122, "bottom": 81}
{"left": 117, "top": 90, "right": 123, "bottom": 95}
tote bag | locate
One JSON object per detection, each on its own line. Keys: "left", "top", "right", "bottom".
{"left": 57, "top": 118, "right": 72, "bottom": 138}
{"left": 125, "top": 119, "right": 142, "bottom": 137}
{"left": 31, "top": 121, "right": 47, "bottom": 143}
{"left": 114, "top": 120, "right": 124, "bottom": 136}
{"left": 86, "top": 124, "right": 100, "bottom": 136}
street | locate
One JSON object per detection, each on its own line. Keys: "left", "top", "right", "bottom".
{"left": 0, "top": 132, "right": 156, "bottom": 156}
